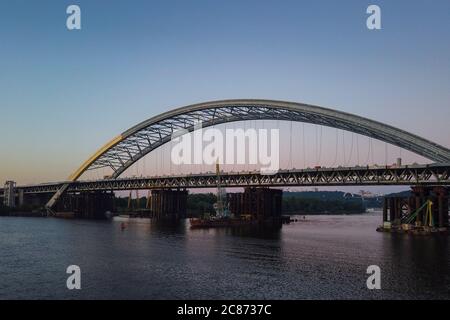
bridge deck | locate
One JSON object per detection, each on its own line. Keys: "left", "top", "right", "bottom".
{"left": 1, "top": 164, "right": 450, "bottom": 195}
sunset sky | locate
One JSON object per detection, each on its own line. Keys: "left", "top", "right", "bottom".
{"left": 1, "top": 0, "right": 450, "bottom": 192}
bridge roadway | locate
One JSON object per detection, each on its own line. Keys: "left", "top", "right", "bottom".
{"left": 1, "top": 164, "right": 450, "bottom": 196}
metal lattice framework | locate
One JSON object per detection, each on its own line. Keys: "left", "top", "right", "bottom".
{"left": 70, "top": 99, "right": 450, "bottom": 181}
{"left": 43, "top": 99, "right": 450, "bottom": 209}
{"left": 4, "top": 164, "right": 449, "bottom": 196}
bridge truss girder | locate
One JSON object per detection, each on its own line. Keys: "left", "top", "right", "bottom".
{"left": 7, "top": 164, "right": 450, "bottom": 195}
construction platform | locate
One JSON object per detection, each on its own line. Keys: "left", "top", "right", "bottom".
{"left": 377, "top": 186, "right": 449, "bottom": 235}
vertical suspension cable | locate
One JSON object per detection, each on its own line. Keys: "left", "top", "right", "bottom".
{"left": 302, "top": 122, "right": 306, "bottom": 168}
{"left": 159, "top": 147, "right": 162, "bottom": 175}
{"left": 155, "top": 147, "right": 158, "bottom": 176}
{"left": 347, "top": 133, "right": 354, "bottom": 166}
{"left": 224, "top": 122, "right": 227, "bottom": 173}
{"left": 170, "top": 138, "right": 173, "bottom": 176}
{"left": 258, "top": 119, "right": 264, "bottom": 170}
{"left": 276, "top": 119, "right": 280, "bottom": 170}
{"left": 342, "top": 130, "right": 346, "bottom": 166}
{"left": 244, "top": 120, "right": 248, "bottom": 172}
{"left": 317, "top": 125, "right": 323, "bottom": 164}
{"left": 385, "top": 142, "right": 388, "bottom": 166}
{"left": 233, "top": 121, "right": 237, "bottom": 172}
{"left": 151, "top": 151, "right": 154, "bottom": 176}
{"left": 135, "top": 156, "right": 138, "bottom": 177}
{"left": 143, "top": 150, "right": 146, "bottom": 177}
{"left": 331, "top": 128, "right": 339, "bottom": 167}
{"left": 371, "top": 138, "right": 374, "bottom": 164}
{"left": 366, "top": 137, "right": 372, "bottom": 165}
{"left": 314, "top": 125, "right": 318, "bottom": 165}
{"left": 356, "top": 135, "right": 360, "bottom": 165}
{"left": 289, "top": 120, "right": 293, "bottom": 169}
{"left": 253, "top": 119, "right": 256, "bottom": 172}
{"left": 160, "top": 146, "right": 163, "bottom": 174}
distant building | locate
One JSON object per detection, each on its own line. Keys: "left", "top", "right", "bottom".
{"left": 3, "top": 181, "right": 16, "bottom": 208}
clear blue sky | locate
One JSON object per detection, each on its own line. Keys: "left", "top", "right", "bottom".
{"left": 1, "top": 0, "right": 450, "bottom": 184}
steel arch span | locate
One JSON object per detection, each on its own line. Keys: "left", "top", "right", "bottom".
{"left": 71, "top": 99, "right": 450, "bottom": 180}
{"left": 46, "top": 99, "right": 450, "bottom": 209}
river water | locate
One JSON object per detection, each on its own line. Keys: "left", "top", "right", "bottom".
{"left": 0, "top": 213, "right": 449, "bottom": 300}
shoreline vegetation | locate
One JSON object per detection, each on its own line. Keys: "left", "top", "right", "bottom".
{"left": 1, "top": 191, "right": 387, "bottom": 217}
{"left": 282, "top": 191, "right": 378, "bottom": 215}
{"left": 187, "top": 191, "right": 384, "bottom": 216}
{"left": 116, "top": 191, "right": 382, "bottom": 217}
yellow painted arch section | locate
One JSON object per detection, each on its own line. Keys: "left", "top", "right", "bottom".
{"left": 68, "top": 135, "right": 124, "bottom": 181}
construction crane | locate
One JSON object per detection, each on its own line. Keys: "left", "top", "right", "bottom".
{"left": 213, "top": 162, "right": 229, "bottom": 217}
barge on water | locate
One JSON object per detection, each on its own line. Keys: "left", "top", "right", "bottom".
{"left": 190, "top": 163, "right": 288, "bottom": 229}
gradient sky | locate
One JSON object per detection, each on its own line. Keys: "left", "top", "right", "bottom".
{"left": 1, "top": 0, "right": 450, "bottom": 186}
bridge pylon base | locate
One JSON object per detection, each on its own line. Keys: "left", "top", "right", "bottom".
{"left": 51, "top": 191, "right": 116, "bottom": 219}
{"left": 148, "top": 189, "right": 188, "bottom": 221}
{"left": 228, "top": 187, "right": 283, "bottom": 226}
{"left": 378, "top": 186, "right": 449, "bottom": 235}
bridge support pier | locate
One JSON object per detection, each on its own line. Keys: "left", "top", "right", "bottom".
{"left": 149, "top": 189, "right": 187, "bottom": 221}
{"left": 228, "top": 187, "right": 283, "bottom": 226}
{"left": 433, "top": 187, "right": 449, "bottom": 229}
{"left": 54, "top": 191, "right": 115, "bottom": 219}
{"left": 379, "top": 186, "right": 449, "bottom": 235}
{"left": 22, "top": 193, "right": 52, "bottom": 209}
{"left": 411, "top": 186, "right": 430, "bottom": 227}
{"left": 382, "top": 198, "right": 388, "bottom": 222}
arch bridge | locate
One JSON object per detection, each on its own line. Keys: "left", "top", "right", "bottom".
{"left": 33, "top": 99, "right": 450, "bottom": 209}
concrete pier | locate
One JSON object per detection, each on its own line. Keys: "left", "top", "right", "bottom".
{"left": 148, "top": 189, "right": 188, "bottom": 220}
{"left": 378, "top": 186, "right": 449, "bottom": 234}
{"left": 54, "top": 191, "right": 115, "bottom": 219}
{"left": 228, "top": 187, "right": 283, "bottom": 225}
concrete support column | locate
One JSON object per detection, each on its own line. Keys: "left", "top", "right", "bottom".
{"left": 395, "top": 198, "right": 401, "bottom": 222}
{"left": 383, "top": 198, "right": 388, "bottom": 223}
{"left": 411, "top": 186, "right": 428, "bottom": 226}
{"left": 389, "top": 198, "right": 395, "bottom": 222}
{"left": 438, "top": 195, "right": 444, "bottom": 228}
{"left": 414, "top": 196, "right": 421, "bottom": 226}
{"left": 150, "top": 189, "right": 187, "bottom": 220}
{"left": 433, "top": 187, "right": 448, "bottom": 228}
{"left": 18, "top": 189, "right": 24, "bottom": 207}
